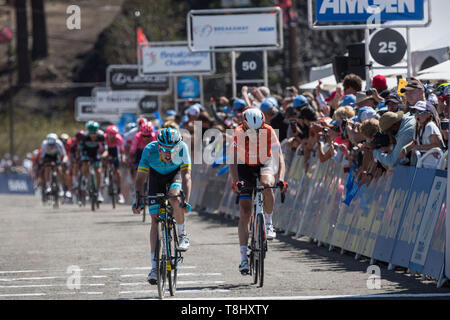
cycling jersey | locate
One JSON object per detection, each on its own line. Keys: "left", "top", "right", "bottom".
{"left": 124, "top": 127, "right": 139, "bottom": 148}
{"left": 78, "top": 131, "right": 106, "bottom": 166}
{"left": 40, "top": 139, "right": 66, "bottom": 160}
{"left": 232, "top": 123, "right": 281, "bottom": 166}
{"left": 78, "top": 131, "right": 106, "bottom": 153}
{"left": 137, "top": 141, "right": 191, "bottom": 176}
{"left": 130, "top": 131, "right": 156, "bottom": 155}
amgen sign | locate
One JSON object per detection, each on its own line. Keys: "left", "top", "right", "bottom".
{"left": 316, "top": 0, "right": 425, "bottom": 22}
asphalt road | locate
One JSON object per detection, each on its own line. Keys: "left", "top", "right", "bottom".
{"left": 0, "top": 194, "right": 449, "bottom": 301}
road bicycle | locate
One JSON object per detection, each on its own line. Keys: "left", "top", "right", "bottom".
{"left": 105, "top": 157, "right": 118, "bottom": 209}
{"left": 136, "top": 190, "right": 187, "bottom": 298}
{"left": 86, "top": 163, "right": 100, "bottom": 212}
{"left": 43, "top": 162, "right": 60, "bottom": 209}
{"left": 236, "top": 179, "right": 285, "bottom": 287}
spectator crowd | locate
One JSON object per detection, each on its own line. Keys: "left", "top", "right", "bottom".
{"left": 4, "top": 73, "right": 449, "bottom": 193}
{"left": 159, "top": 73, "right": 448, "bottom": 190}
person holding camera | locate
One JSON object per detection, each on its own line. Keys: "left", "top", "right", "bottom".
{"left": 368, "top": 111, "right": 416, "bottom": 168}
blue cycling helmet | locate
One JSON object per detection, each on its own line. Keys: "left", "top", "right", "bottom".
{"left": 157, "top": 128, "right": 181, "bottom": 152}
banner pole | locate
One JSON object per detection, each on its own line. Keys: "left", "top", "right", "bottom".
{"left": 406, "top": 27, "right": 412, "bottom": 78}
{"left": 364, "top": 28, "right": 371, "bottom": 90}
{"left": 231, "top": 51, "right": 236, "bottom": 98}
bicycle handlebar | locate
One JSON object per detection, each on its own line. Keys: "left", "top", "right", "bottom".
{"left": 235, "top": 181, "right": 286, "bottom": 204}
{"left": 136, "top": 191, "right": 186, "bottom": 207}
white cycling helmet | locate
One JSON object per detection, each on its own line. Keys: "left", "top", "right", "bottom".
{"left": 242, "top": 108, "right": 265, "bottom": 130}
{"left": 46, "top": 133, "right": 58, "bottom": 145}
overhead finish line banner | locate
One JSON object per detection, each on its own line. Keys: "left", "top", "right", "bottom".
{"left": 316, "top": 0, "right": 425, "bottom": 23}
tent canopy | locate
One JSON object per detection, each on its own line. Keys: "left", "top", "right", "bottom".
{"left": 416, "top": 60, "right": 450, "bottom": 81}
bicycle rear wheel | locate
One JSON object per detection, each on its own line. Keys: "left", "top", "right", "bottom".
{"left": 89, "top": 173, "right": 96, "bottom": 212}
{"left": 51, "top": 173, "right": 59, "bottom": 209}
{"left": 257, "top": 214, "right": 266, "bottom": 287}
{"left": 109, "top": 170, "right": 116, "bottom": 209}
{"left": 156, "top": 221, "right": 167, "bottom": 299}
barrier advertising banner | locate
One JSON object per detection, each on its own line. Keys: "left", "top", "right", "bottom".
{"left": 410, "top": 170, "right": 447, "bottom": 273}
{"left": 390, "top": 168, "right": 435, "bottom": 268}
{"left": 315, "top": 0, "right": 426, "bottom": 23}
{"left": 0, "top": 173, "right": 34, "bottom": 195}
{"left": 423, "top": 199, "right": 446, "bottom": 280}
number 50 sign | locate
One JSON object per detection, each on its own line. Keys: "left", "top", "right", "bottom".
{"left": 369, "top": 28, "right": 407, "bottom": 67}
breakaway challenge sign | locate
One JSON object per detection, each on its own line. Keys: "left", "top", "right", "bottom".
{"left": 316, "top": 0, "right": 425, "bottom": 22}
{"left": 141, "top": 46, "right": 211, "bottom": 74}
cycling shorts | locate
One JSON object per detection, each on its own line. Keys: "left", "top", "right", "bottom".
{"left": 146, "top": 167, "right": 182, "bottom": 215}
{"left": 43, "top": 154, "right": 61, "bottom": 166}
{"left": 107, "top": 147, "right": 121, "bottom": 169}
{"left": 81, "top": 150, "right": 101, "bottom": 167}
{"left": 237, "top": 157, "right": 276, "bottom": 200}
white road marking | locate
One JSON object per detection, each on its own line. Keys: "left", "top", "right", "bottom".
{"left": 172, "top": 293, "right": 450, "bottom": 300}
{"left": 0, "top": 293, "right": 47, "bottom": 297}
{"left": 0, "top": 270, "right": 45, "bottom": 274}
{"left": 119, "top": 272, "right": 222, "bottom": 278}
{"left": 100, "top": 266, "right": 196, "bottom": 271}
{"left": 119, "top": 288, "right": 230, "bottom": 295}
{"left": 119, "top": 280, "right": 225, "bottom": 286}
{"left": 0, "top": 283, "right": 105, "bottom": 289}
{"left": 0, "top": 275, "right": 108, "bottom": 282}
{"left": 0, "top": 276, "right": 59, "bottom": 282}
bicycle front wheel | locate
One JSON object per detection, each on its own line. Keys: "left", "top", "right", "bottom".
{"left": 156, "top": 222, "right": 167, "bottom": 299}
{"left": 168, "top": 225, "right": 179, "bottom": 296}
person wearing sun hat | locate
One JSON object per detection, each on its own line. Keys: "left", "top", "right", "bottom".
{"left": 400, "top": 101, "right": 445, "bottom": 168}
{"left": 369, "top": 110, "right": 416, "bottom": 167}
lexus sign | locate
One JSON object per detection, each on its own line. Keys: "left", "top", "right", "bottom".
{"left": 106, "top": 65, "right": 169, "bottom": 92}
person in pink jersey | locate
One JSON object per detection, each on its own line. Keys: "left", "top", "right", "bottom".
{"left": 130, "top": 122, "right": 157, "bottom": 175}
{"left": 104, "top": 125, "right": 125, "bottom": 204}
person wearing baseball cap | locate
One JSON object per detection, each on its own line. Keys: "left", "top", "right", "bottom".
{"left": 293, "top": 95, "right": 308, "bottom": 108}
{"left": 370, "top": 110, "right": 416, "bottom": 167}
{"left": 339, "top": 94, "right": 356, "bottom": 107}
{"left": 232, "top": 98, "right": 247, "bottom": 113}
{"left": 400, "top": 78, "right": 425, "bottom": 109}
{"left": 385, "top": 92, "right": 403, "bottom": 112}
{"left": 260, "top": 99, "right": 289, "bottom": 142}
{"left": 372, "top": 75, "right": 388, "bottom": 93}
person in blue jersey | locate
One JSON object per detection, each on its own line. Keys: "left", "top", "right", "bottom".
{"left": 132, "top": 128, "right": 192, "bottom": 285}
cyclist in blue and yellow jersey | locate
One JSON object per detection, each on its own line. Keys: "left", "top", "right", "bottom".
{"left": 132, "top": 128, "right": 192, "bottom": 285}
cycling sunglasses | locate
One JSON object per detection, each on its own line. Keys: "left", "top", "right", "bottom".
{"left": 158, "top": 144, "right": 177, "bottom": 153}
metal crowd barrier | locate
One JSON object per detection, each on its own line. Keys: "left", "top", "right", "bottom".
{"left": 190, "top": 146, "right": 449, "bottom": 288}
